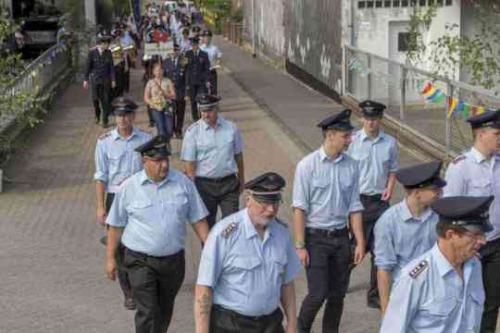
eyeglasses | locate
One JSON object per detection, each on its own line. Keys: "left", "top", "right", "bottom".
{"left": 461, "top": 230, "right": 486, "bottom": 241}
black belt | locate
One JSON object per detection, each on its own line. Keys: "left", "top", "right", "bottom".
{"left": 196, "top": 173, "right": 236, "bottom": 183}
{"left": 306, "top": 227, "right": 349, "bottom": 238}
{"left": 213, "top": 304, "right": 279, "bottom": 322}
{"left": 360, "top": 194, "right": 382, "bottom": 201}
{"left": 125, "top": 248, "right": 184, "bottom": 260}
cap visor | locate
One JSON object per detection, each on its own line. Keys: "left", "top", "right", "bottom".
{"left": 432, "top": 178, "right": 447, "bottom": 188}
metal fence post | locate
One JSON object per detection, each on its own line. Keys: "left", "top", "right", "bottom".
{"left": 341, "top": 46, "right": 346, "bottom": 95}
{"left": 367, "top": 54, "right": 372, "bottom": 99}
{"left": 445, "top": 83, "right": 453, "bottom": 158}
{"left": 400, "top": 65, "right": 406, "bottom": 122}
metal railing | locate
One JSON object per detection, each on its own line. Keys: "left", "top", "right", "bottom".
{"left": 0, "top": 43, "right": 72, "bottom": 134}
{"left": 343, "top": 44, "right": 500, "bottom": 158}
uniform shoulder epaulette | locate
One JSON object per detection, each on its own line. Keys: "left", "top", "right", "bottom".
{"left": 186, "top": 122, "right": 198, "bottom": 132}
{"left": 221, "top": 221, "right": 239, "bottom": 239}
{"left": 98, "top": 131, "right": 112, "bottom": 140}
{"left": 409, "top": 260, "right": 428, "bottom": 279}
{"left": 275, "top": 218, "right": 288, "bottom": 228}
{"left": 452, "top": 155, "right": 466, "bottom": 164}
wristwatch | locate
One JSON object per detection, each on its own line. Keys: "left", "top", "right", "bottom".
{"left": 295, "top": 240, "right": 305, "bottom": 249}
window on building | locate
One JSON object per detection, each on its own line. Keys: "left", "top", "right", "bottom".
{"left": 419, "top": 0, "right": 426, "bottom": 5}
{"left": 393, "top": 0, "right": 400, "bottom": 6}
{"left": 376, "top": 1, "right": 383, "bottom": 7}
{"left": 437, "top": 0, "right": 443, "bottom": 5}
{"left": 384, "top": 0, "right": 392, "bottom": 6}
{"left": 358, "top": 1, "right": 366, "bottom": 8}
{"left": 366, "top": 1, "right": 375, "bottom": 8}
{"left": 445, "top": 0, "right": 452, "bottom": 4}
{"left": 401, "top": 0, "right": 409, "bottom": 6}
{"left": 428, "top": 0, "right": 434, "bottom": 5}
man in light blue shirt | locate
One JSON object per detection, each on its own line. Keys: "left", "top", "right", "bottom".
{"left": 200, "top": 29, "right": 222, "bottom": 95}
{"left": 381, "top": 196, "right": 492, "bottom": 333}
{"left": 443, "top": 109, "right": 500, "bottom": 332}
{"left": 181, "top": 94, "right": 244, "bottom": 228}
{"left": 106, "top": 136, "right": 209, "bottom": 333}
{"left": 375, "top": 161, "right": 446, "bottom": 314}
{"left": 347, "top": 99, "right": 398, "bottom": 308}
{"left": 293, "top": 109, "right": 366, "bottom": 333}
{"left": 94, "top": 97, "right": 151, "bottom": 309}
{"left": 195, "top": 172, "right": 301, "bottom": 333}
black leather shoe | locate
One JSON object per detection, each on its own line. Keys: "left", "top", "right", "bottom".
{"left": 367, "top": 297, "right": 381, "bottom": 309}
{"left": 124, "top": 297, "right": 136, "bottom": 310}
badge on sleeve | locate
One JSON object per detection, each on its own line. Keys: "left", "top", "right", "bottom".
{"left": 409, "top": 260, "right": 428, "bottom": 279}
{"left": 221, "top": 222, "right": 238, "bottom": 238}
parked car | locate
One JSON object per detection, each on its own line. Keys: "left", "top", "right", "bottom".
{"left": 22, "top": 15, "right": 60, "bottom": 58}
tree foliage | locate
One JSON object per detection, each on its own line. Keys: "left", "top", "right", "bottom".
{"left": 0, "top": 6, "right": 47, "bottom": 156}
{"left": 407, "top": 1, "right": 500, "bottom": 89}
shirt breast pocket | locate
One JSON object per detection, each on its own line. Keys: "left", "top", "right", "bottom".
{"left": 129, "top": 200, "right": 154, "bottom": 220}
{"left": 339, "top": 178, "right": 354, "bottom": 208}
{"left": 419, "top": 297, "right": 456, "bottom": 329}
{"left": 469, "top": 179, "right": 491, "bottom": 196}
{"left": 230, "top": 256, "right": 261, "bottom": 280}
{"left": 108, "top": 152, "right": 124, "bottom": 169}
{"left": 311, "top": 178, "right": 330, "bottom": 204}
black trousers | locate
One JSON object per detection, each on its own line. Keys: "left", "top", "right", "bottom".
{"left": 124, "top": 249, "right": 185, "bottom": 333}
{"left": 210, "top": 306, "right": 284, "bottom": 333}
{"left": 480, "top": 237, "right": 500, "bottom": 333}
{"left": 188, "top": 83, "right": 207, "bottom": 121}
{"left": 92, "top": 82, "right": 111, "bottom": 126}
{"left": 123, "top": 70, "right": 130, "bottom": 93}
{"left": 298, "top": 229, "right": 351, "bottom": 333}
{"left": 208, "top": 70, "right": 218, "bottom": 95}
{"left": 105, "top": 193, "right": 132, "bottom": 300}
{"left": 173, "top": 99, "right": 186, "bottom": 135}
{"left": 349, "top": 194, "right": 389, "bottom": 303}
{"left": 195, "top": 174, "right": 240, "bottom": 229}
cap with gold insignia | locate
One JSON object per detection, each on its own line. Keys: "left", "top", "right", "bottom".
{"left": 111, "top": 96, "right": 138, "bottom": 116}
{"left": 467, "top": 109, "right": 500, "bottom": 129}
{"left": 244, "top": 172, "right": 286, "bottom": 203}
{"left": 396, "top": 161, "right": 446, "bottom": 189}
{"left": 317, "top": 109, "right": 354, "bottom": 131}
{"left": 432, "top": 195, "right": 494, "bottom": 233}
{"left": 197, "top": 94, "right": 221, "bottom": 111}
{"left": 359, "top": 100, "right": 386, "bottom": 119}
{"left": 135, "top": 135, "right": 170, "bottom": 158}
{"left": 96, "top": 31, "right": 112, "bottom": 43}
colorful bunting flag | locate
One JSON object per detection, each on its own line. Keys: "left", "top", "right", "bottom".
{"left": 419, "top": 81, "right": 494, "bottom": 119}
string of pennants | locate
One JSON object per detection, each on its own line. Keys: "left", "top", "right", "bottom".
{"left": 346, "top": 52, "right": 496, "bottom": 120}
{"left": 417, "top": 81, "right": 495, "bottom": 119}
